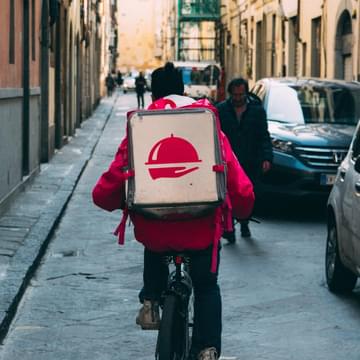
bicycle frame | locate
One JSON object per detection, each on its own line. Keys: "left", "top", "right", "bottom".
{"left": 155, "top": 254, "right": 194, "bottom": 360}
{"left": 166, "top": 255, "right": 192, "bottom": 300}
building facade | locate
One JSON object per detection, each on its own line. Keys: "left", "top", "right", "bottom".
{"left": 0, "top": 0, "right": 116, "bottom": 213}
{"left": 116, "top": 0, "right": 162, "bottom": 73}
{"left": 160, "top": 0, "right": 221, "bottom": 62}
{"left": 219, "top": 0, "right": 360, "bottom": 88}
{"left": 0, "top": 0, "right": 42, "bottom": 210}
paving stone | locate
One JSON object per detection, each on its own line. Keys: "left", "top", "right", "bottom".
{"left": 0, "top": 249, "right": 15, "bottom": 257}
{"left": 0, "top": 216, "right": 37, "bottom": 228}
{"left": 0, "top": 96, "right": 117, "bottom": 343}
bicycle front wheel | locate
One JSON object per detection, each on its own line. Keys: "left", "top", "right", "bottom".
{"left": 157, "top": 294, "right": 187, "bottom": 360}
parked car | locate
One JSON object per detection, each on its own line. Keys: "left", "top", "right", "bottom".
{"left": 251, "top": 78, "right": 360, "bottom": 197}
{"left": 325, "top": 119, "right": 360, "bottom": 293}
{"left": 122, "top": 75, "right": 136, "bottom": 93}
{"left": 144, "top": 69, "right": 153, "bottom": 91}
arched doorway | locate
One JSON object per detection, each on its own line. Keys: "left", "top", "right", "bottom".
{"left": 334, "top": 10, "right": 353, "bottom": 80}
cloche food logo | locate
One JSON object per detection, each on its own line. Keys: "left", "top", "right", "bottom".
{"left": 145, "top": 134, "right": 202, "bottom": 180}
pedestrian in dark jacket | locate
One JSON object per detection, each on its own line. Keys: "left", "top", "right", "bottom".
{"left": 135, "top": 72, "right": 146, "bottom": 108}
{"left": 116, "top": 71, "right": 123, "bottom": 87}
{"left": 105, "top": 73, "right": 116, "bottom": 97}
{"left": 216, "top": 77, "right": 273, "bottom": 241}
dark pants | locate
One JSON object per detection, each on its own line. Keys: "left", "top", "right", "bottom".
{"left": 139, "top": 247, "right": 222, "bottom": 356}
{"left": 107, "top": 87, "right": 113, "bottom": 97}
{"left": 238, "top": 165, "right": 260, "bottom": 226}
{"left": 136, "top": 92, "right": 144, "bottom": 108}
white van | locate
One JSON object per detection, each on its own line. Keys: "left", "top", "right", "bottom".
{"left": 172, "top": 61, "right": 220, "bottom": 102}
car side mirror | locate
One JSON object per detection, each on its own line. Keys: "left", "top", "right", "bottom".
{"left": 355, "top": 156, "right": 360, "bottom": 173}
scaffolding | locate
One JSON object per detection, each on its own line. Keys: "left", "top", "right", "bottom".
{"left": 177, "top": 0, "right": 220, "bottom": 62}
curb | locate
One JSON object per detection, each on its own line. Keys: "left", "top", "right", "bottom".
{"left": 0, "top": 96, "right": 117, "bottom": 343}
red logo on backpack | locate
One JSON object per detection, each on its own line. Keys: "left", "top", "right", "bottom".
{"left": 145, "top": 134, "right": 202, "bottom": 180}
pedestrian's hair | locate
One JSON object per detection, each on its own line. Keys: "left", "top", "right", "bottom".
{"left": 227, "top": 77, "right": 249, "bottom": 94}
{"left": 151, "top": 62, "right": 184, "bottom": 100}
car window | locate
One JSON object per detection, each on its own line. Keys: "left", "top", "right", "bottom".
{"left": 352, "top": 124, "right": 360, "bottom": 159}
{"left": 252, "top": 84, "right": 260, "bottom": 95}
{"left": 178, "top": 67, "right": 218, "bottom": 86}
{"left": 252, "top": 83, "right": 266, "bottom": 101}
{"left": 296, "top": 85, "right": 360, "bottom": 125}
{"left": 266, "top": 85, "right": 304, "bottom": 123}
{"left": 266, "top": 83, "right": 360, "bottom": 125}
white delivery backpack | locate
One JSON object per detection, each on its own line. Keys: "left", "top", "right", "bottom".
{"left": 125, "top": 107, "right": 226, "bottom": 219}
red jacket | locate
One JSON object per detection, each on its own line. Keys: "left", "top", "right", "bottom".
{"left": 92, "top": 96, "right": 254, "bottom": 271}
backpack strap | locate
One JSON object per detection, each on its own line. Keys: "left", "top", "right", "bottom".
{"left": 223, "top": 193, "right": 233, "bottom": 232}
{"left": 147, "top": 98, "right": 177, "bottom": 110}
{"left": 114, "top": 207, "right": 129, "bottom": 245}
{"left": 212, "top": 164, "right": 225, "bottom": 172}
{"left": 211, "top": 207, "right": 222, "bottom": 273}
{"left": 123, "top": 169, "right": 134, "bottom": 179}
{"left": 211, "top": 194, "right": 233, "bottom": 273}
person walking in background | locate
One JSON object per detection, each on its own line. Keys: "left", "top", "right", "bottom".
{"left": 135, "top": 71, "right": 146, "bottom": 108}
{"left": 216, "top": 77, "right": 273, "bottom": 242}
{"left": 105, "top": 72, "right": 116, "bottom": 97}
{"left": 116, "top": 70, "right": 123, "bottom": 88}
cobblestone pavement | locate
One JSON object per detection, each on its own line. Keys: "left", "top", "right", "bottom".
{"left": 0, "top": 94, "right": 119, "bottom": 339}
{"left": 0, "top": 92, "right": 359, "bottom": 360}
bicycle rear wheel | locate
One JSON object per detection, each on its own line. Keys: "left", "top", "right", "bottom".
{"left": 156, "top": 294, "right": 188, "bottom": 360}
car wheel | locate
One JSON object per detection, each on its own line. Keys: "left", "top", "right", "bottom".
{"left": 123, "top": 90, "right": 127, "bottom": 94}
{"left": 325, "top": 221, "right": 357, "bottom": 293}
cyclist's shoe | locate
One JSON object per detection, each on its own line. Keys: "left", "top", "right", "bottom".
{"left": 136, "top": 300, "right": 160, "bottom": 330}
{"left": 241, "top": 222, "right": 251, "bottom": 238}
{"left": 222, "top": 230, "right": 236, "bottom": 244}
{"left": 197, "top": 347, "right": 218, "bottom": 360}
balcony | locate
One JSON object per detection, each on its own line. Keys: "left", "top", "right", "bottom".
{"left": 179, "top": 0, "right": 220, "bottom": 21}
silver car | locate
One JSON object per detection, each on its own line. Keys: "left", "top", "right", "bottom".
{"left": 325, "top": 120, "right": 360, "bottom": 293}
{"left": 122, "top": 75, "right": 136, "bottom": 93}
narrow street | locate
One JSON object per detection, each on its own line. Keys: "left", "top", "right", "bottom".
{"left": 0, "top": 92, "right": 359, "bottom": 360}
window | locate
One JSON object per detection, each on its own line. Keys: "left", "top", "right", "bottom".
{"left": 352, "top": 126, "right": 360, "bottom": 159}
{"left": 266, "top": 84, "right": 360, "bottom": 125}
{"left": 267, "top": 85, "right": 304, "bottom": 124}
{"left": 252, "top": 83, "right": 266, "bottom": 101}
{"left": 9, "top": 0, "right": 15, "bottom": 64}
{"left": 311, "top": 17, "right": 321, "bottom": 77}
{"left": 271, "top": 14, "right": 276, "bottom": 76}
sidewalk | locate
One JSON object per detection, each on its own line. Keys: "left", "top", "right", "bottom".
{"left": 0, "top": 95, "right": 118, "bottom": 341}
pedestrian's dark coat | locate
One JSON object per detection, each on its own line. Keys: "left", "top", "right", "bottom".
{"left": 216, "top": 96, "right": 273, "bottom": 181}
{"left": 105, "top": 75, "right": 115, "bottom": 90}
{"left": 135, "top": 75, "right": 146, "bottom": 95}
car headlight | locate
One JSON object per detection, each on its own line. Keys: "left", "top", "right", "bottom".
{"left": 271, "top": 138, "right": 293, "bottom": 153}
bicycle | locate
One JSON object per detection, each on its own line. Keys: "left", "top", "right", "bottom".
{"left": 155, "top": 252, "right": 194, "bottom": 360}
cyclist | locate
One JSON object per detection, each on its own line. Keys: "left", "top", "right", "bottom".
{"left": 92, "top": 62, "right": 254, "bottom": 360}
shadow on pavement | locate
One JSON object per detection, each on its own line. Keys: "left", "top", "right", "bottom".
{"left": 254, "top": 194, "right": 328, "bottom": 223}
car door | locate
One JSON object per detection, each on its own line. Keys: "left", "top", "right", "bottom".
{"left": 350, "top": 125, "right": 360, "bottom": 267}
{"left": 338, "top": 122, "right": 360, "bottom": 264}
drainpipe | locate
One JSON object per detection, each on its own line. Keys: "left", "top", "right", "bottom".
{"left": 322, "top": 0, "right": 327, "bottom": 78}
{"left": 23, "top": 0, "right": 30, "bottom": 175}
{"left": 55, "top": 12, "right": 62, "bottom": 149}
{"left": 40, "top": 0, "right": 49, "bottom": 162}
{"left": 177, "top": 0, "right": 180, "bottom": 60}
{"left": 358, "top": 2, "right": 360, "bottom": 80}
